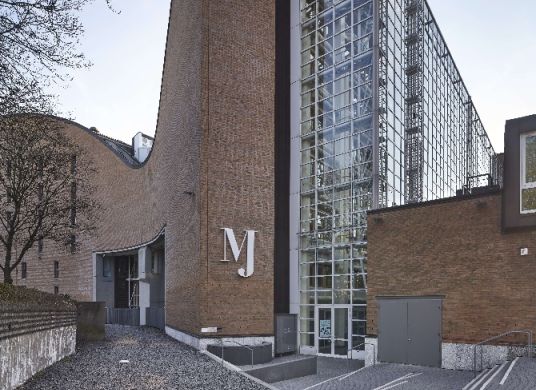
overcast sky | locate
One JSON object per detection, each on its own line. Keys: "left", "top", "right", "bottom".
{"left": 52, "top": 0, "right": 171, "bottom": 144}
{"left": 55, "top": 1, "right": 536, "bottom": 152}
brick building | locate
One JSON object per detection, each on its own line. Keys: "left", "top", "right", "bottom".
{"left": 13, "top": 0, "right": 280, "bottom": 349}
{"left": 6, "top": 0, "right": 513, "bottom": 361}
{"left": 366, "top": 115, "right": 536, "bottom": 369}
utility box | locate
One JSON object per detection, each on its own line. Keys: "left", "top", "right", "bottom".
{"left": 275, "top": 313, "right": 297, "bottom": 355}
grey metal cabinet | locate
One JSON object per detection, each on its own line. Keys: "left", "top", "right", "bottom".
{"left": 275, "top": 314, "right": 297, "bottom": 355}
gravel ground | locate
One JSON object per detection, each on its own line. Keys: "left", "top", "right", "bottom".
{"left": 21, "top": 325, "right": 267, "bottom": 390}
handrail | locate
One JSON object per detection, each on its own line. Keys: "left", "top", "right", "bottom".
{"left": 472, "top": 329, "right": 532, "bottom": 377}
{"left": 347, "top": 341, "right": 376, "bottom": 371}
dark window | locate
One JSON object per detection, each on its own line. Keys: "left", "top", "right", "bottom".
{"left": 70, "top": 234, "right": 76, "bottom": 254}
{"left": 70, "top": 182, "right": 77, "bottom": 227}
{"left": 21, "top": 262, "right": 27, "bottom": 279}
{"left": 151, "top": 252, "right": 160, "bottom": 274}
{"left": 54, "top": 286, "right": 59, "bottom": 295}
{"left": 38, "top": 236, "right": 44, "bottom": 255}
{"left": 71, "top": 155, "right": 77, "bottom": 175}
{"left": 103, "top": 258, "right": 112, "bottom": 278}
{"left": 54, "top": 261, "right": 59, "bottom": 278}
{"left": 70, "top": 154, "right": 77, "bottom": 227}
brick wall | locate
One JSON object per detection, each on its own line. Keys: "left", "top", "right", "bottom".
{"left": 13, "top": 0, "right": 275, "bottom": 338}
{"left": 197, "top": 0, "right": 275, "bottom": 337}
{"left": 367, "top": 192, "right": 536, "bottom": 344}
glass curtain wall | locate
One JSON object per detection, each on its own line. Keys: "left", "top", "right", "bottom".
{"left": 377, "top": 0, "right": 497, "bottom": 205}
{"left": 299, "top": 0, "right": 373, "bottom": 353}
{"left": 298, "top": 0, "right": 499, "bottom": 356}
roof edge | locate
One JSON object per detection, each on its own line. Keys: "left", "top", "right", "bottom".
{"left": 368, "top": 187, "right": 502, "bottom": 215}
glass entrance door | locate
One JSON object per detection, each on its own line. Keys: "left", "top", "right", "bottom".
{"left": 316, "top": 305, "right": 351, "bottom": 357}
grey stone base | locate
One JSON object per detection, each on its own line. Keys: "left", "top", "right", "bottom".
{"left": 366, "top": 338, "right": 530, "bottom": 371}
{"left": 207, "top": 342, "right": 273, "bottom": 366}
{"left": 365, "top": 337, "right": 378, "bottom": 367}
{"left": 442, "top": 342, "right": 529, "bottom": 370}
{"left": 244, "top": 355, "right": 317, "bottom": 383}
{"left": 165, "top": 326, "right": 275, "bottom": 356}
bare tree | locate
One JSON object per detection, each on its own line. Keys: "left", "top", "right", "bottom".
{"left": 0, "top": 0, "right": 115, "bottom": 115}
{"left": 0, "top": 115, "right": 99, "bottom": 283}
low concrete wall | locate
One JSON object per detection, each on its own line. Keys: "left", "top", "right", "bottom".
{"left": 366, "top": 336, "right": 528, "bottom": 371}
{"left": 364, "top": 337, "right": 378, "bottom": 367}
{"left": 244, "top": 356, "right": 317, "bottom": 383}
{"left": 0, "top": 325, "right": 76, "bottom": 390}
{"left": 442, "top": 342, "right": 529, "bottom": 371}
{"left": 0, "top": 305, "right": 77, "bottom": 390}
{"left": 76, "top": 302, "right": 105, "bottom": 342}
{"left": 165, "top": 326, "right": 275, "bottom": 355}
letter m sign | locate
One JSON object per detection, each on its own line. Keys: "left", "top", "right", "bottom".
{"left": 221, "top": 228, "right": 257, "bottom": 278}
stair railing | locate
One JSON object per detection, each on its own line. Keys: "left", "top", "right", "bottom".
{"left": 473, "top": 329, "right": 532, "bottom": 377}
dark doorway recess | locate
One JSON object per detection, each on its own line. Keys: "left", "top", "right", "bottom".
{"left": 274, "top": 0, "right": 291, "bottom": 314}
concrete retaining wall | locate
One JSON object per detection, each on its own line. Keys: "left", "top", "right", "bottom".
{"left": 0, "top": 305, "right": 77, "bottom": 390}
{"left": 76, "top": 302, "right": 105, "bottom": 342}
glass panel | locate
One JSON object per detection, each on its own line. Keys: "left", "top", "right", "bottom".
{"left": 334, "top": 339, "right": 348, "bottom": 355}
{"left": 317, "top": 262, "right": 332, "bottom": 276}
{"left": 300, "top": 262, "right": 315, "bottom": 277}
{"left": 334, "top": 0, "right": 351, "bottom": 18}
{"left": 352, "top": 320, "right": 366, "bottom": 335}
{"left": 334, "top": 290, "right": 351, "bottom": 304}
{"left": 301, "top": 291, "right": 315, "bottom": 304}
{"left": 522, "top": 188, "right": 536, "bottom": 212}
{"left": 317, "top": 290, "right": 333, "bottom": 304}
{"left": 317, "top": 275, "right": 333, "bottom": 289}
{"left": 334, "top": 308, "right": 348, "bottom": 339}
{"left": 352, "top": 336, "right": 365, "bottom": 350}
{"left": 301, "top": 305, "right": 314, "bottom": 319}
{"left": 301, "top": 319, "right": 314, "bottom": 332}
{"left": 352, "top": 290, "right": 366, "bottom": 304}
{"left": 301, "top": 333, "right": 315, "bottom": 346}
{"left": 319, "top": 338, "right": 332, "bottom": 354}
{"left": 334, "top": 274, "right": 351, "bottom": 289}
{"left": 352, "top": 306, "right": 366, "bottom": 320}
{"left": 525, "top": 135, "right": 536, "bottom": 183}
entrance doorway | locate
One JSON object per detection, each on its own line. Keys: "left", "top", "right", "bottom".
{"left": 377, "top": 297, "right": 442, "bottom": 367}
{"left": 114, "top": 256, "right": 138, "bottom": 309}
{"left": 316, "top": 305, "right": 351, "bottom": 357}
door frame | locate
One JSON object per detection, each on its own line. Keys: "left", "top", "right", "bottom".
{"left": 314, "top": 304, "right": 352, "bottom": 358}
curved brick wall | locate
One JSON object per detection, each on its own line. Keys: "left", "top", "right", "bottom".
{"left": 18, "top": 0, "right": 275, "bottom": 338}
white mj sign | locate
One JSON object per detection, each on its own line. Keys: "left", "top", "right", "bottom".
{"left": 221, "top": 228, "right": 256, "bottom": 278}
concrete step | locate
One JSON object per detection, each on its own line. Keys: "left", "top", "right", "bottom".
{"left": 243, "top": 355, "right": 317, "bottom": 383}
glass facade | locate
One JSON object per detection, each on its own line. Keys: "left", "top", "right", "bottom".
{"left": 299, "top": 0, "right": 373, "bottom": 353}
{"left": 297, "top": 0, "right": 499, "bottom": 355}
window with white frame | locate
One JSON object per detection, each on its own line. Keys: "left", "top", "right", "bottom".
{"left": 521, "top": 132, "right": 536, "bottom": 213}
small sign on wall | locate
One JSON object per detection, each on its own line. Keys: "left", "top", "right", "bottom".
{"left": 521, "top": 247, "right": 529, "bottom": 256}
{"left": 319, "top": 320, "right": 331, "bottom": 338}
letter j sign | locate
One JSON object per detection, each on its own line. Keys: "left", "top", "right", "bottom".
{"left": 221, "top": 228, "right": 257, "bottom": 278}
